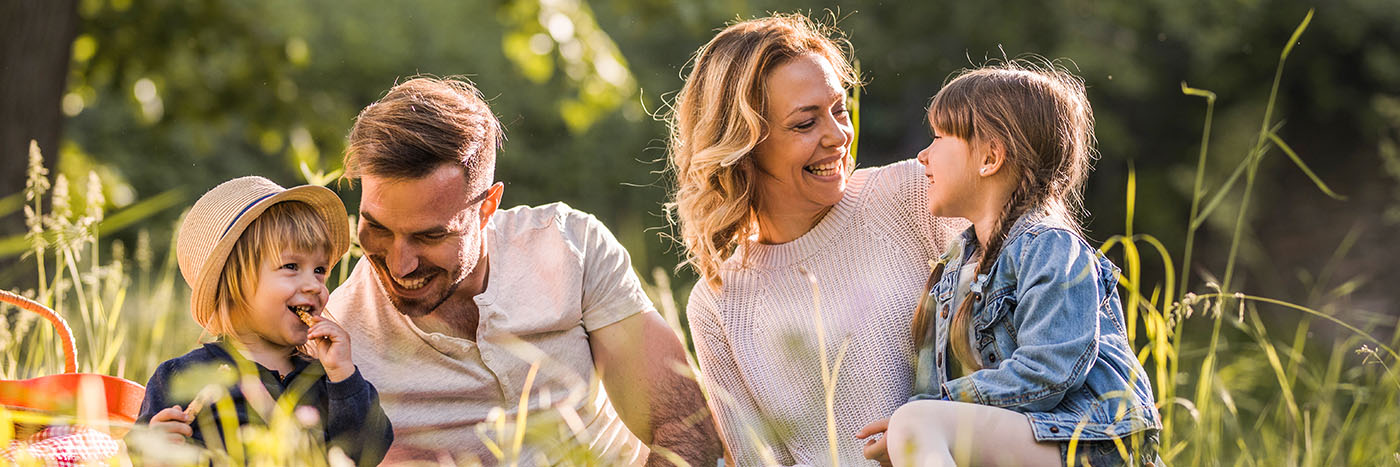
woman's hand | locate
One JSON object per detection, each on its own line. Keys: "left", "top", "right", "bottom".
{"left": 856, "top": 418, "right": 892, "bottom": 467}
{"left": 148, "top": 405, "right": 193, "bottom": 444}
{"left": 307, "top": 317, "right": 354, "bottom": 382}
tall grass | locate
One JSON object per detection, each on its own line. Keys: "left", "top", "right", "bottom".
{"left": 1096, "top": 9, "right": 1400, "bottom": 465}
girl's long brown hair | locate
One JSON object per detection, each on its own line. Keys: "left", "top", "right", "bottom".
{"left": 911, "top": 60, "right": 1096, "bottom": 371}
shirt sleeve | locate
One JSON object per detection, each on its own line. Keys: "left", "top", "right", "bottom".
{"left": 135, "top": 361, "right": 177, "bottom": 425}
{"left": 940, "top": 230, "right": 1101, "bottom": 412}
{"left": 568, "top": 210, "right": 656, "bottom": 331}
{"left": 686, "top": 285, "right": 801, "bottom": 466}
{"left": 132, "top": 357, "right": 214, "bottom": 447}
{"left": 324, "top": 367, "right": 394, "bottom": 467}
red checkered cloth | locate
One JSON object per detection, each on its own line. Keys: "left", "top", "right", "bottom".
{"left": 1, "top": 425, "right": 120, "bottom": 466}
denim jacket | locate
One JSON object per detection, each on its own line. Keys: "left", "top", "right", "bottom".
{"left": 911, "top": 212, "right": 1161, "bottom": 442}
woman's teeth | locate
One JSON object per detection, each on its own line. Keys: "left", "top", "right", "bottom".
{"left": 394, "top": 275, "right": 428, "bottom": 290}
{"left": 805, "top": 159, "right": 842, "bottom": 176}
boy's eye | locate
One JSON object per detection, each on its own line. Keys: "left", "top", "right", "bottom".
{"left": 314, "top": 266, "right": 327, "bottom": 275}
{"left": 282, "top": 263, "right": 298, "bottom": 271}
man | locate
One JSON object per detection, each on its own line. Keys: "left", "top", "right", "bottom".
{"left": 326, "top": 77, "right": 721, "bottom": 465}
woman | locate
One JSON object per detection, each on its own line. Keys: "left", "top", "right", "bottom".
{"left": 667, "top": 13, "right": 965, "bottom": 465}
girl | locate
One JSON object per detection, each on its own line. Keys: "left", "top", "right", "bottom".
{"left": 135, "top": 176, "right": 392, "bottom": 466}
{"left": 860, "top": 63, "right": 1161, "bottom": 466}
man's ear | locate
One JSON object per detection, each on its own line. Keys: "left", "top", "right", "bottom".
{"left": 478, "top": 182, "right": 505, "bottom": 228}
{"left": 978, "top": 139, "right": 1007, "bottom": 178}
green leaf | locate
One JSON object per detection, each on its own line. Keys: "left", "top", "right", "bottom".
{"left": 1267, "top": 131, "right": 1345, "bottom": 200}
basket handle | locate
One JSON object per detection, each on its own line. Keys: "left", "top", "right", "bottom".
{"left": 1, "top": 289, "right": 77, "bottom": 374}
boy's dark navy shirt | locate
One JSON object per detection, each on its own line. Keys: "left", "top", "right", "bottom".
{"left": 135, "top": 341, "right": 393, "bottom": 466}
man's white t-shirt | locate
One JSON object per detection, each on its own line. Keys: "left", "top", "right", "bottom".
{"left": 327, "top": 202, "right": 655, "bottom": 465}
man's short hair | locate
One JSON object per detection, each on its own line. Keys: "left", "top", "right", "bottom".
{"left": 345, "top": 76, "right": 502, "bottom": 192}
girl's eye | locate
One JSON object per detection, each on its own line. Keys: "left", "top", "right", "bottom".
{"left": 282, "top": 263, "right": 298, "bottom": 271}
{"left": 314, "top": 266, "right": 327, "bottom": 275}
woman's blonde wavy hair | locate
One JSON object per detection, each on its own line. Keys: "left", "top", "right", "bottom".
{"left": 667, "top": 13, "right": 857, "bottom": 291}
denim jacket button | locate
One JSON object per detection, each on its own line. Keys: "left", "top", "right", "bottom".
{"left": 940, "top": 304, "right": 949, "bottom": 319}
{"left": 937, "top": 352, "right": 943, "bottom": 366}
{"left": 988, "top": 354, "right": 997, "bottom": 363}
{"left": 1049, "top": 426, "right": 1060, "bottom": 434}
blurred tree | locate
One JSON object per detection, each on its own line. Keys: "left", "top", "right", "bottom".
{"left": 0, "top": 0, "right": 78, "bottom": 225}
{"left": 15, "top": 0, "right": 1399, "bottom": 316}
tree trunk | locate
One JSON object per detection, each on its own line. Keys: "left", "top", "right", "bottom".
{"left": 0, "top": 0, "right": 77, "bottom": 276}
{"left": 1, "top": 0, "right": 77, "bottom": 199}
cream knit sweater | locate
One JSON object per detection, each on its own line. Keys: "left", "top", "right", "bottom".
{"left": 687, "top": 159, "right": 966, "bottom": 466}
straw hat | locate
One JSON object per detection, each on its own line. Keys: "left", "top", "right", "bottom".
{"left": 176, "top": 176, "right": 350, "bottom": 324}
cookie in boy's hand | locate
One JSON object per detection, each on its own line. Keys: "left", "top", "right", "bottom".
{"left": 293, "top": 306, "right": 315, "bottom": 327}
{"left": 182, "top": 386, "right": 220, "bottom": 419}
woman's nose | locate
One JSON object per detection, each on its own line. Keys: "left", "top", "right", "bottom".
{"left": 821, "top": 118, "right": 852, "bottom": 149}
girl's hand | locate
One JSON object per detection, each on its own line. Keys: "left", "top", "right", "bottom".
{"left": 148, "top": 405, "right": 193, "bottom": 443}
{"left": 856, "top": 418, "right": 892, "bottom": 467}
{"left": 307, "top": 317, "right": 354, "bottom": 382}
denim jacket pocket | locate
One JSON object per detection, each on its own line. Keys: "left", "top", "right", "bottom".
{"left": 972, "top": 289, "right": 1016, "bottom": 333}
{"left": 1055, "top": 384, "right": 1102, "bottom": 421}
{"left": 972, "top": 292, "right": 1018, "bottom": 363}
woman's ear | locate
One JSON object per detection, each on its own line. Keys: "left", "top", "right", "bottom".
{"left": 978, "top": 140, "right": 1007, "bottom": 178}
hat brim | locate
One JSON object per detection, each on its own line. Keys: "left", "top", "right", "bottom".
{"left": 189, "top": 185, "right": 351, "bottom": 324}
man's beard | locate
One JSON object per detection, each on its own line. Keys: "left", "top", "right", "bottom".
{"left": 368, "top": 257, "right": 470, "bottom": 319}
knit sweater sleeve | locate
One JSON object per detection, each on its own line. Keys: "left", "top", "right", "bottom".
{"left": 135, "top": 360, "right": 179, "bottom": 425}
{"left": 687, "top": 284, "right": 801, "bottom": 466}
{"left": 324, "top": 367, "right": 394, "bottom": 467}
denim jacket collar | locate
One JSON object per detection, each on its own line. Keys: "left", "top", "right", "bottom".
{"left": 941, "top": 210, "right": 1051, "bottom": 299}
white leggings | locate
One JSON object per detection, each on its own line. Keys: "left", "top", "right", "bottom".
{"left": 886, "top": 400, "right": 1062, "bottom": 467}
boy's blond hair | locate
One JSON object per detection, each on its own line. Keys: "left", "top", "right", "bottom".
{"left": 197, "top": 201, "right": 335, "bottom": 336}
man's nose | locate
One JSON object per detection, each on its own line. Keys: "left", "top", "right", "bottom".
{"left": 387, "top": 239, "right": 419, "bottom": 277}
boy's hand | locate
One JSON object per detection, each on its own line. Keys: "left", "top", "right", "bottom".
{"left": 149, "top": 405, "right": 193, "bottom": 443}
{"left": 856, "top": 417, "right": 892, "bottom": 467}
{"left": 307, "top": 316, "right": 354, "bottom": 382}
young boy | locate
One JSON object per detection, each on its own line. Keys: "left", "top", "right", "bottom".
{"left": 135, "top": 176, "right": 392, "bottom": 466}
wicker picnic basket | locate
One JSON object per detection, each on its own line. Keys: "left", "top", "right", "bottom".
{"left": 0, "top": 289, "right": 145, "bottom": 437}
